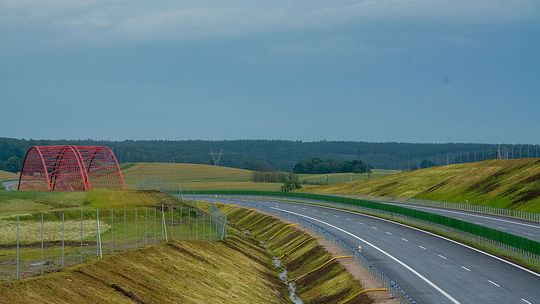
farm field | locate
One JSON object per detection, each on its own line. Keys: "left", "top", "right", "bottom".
{"left": 0, "top": 170, "right": 17, "bottom": 182}
{"left": 303, "top": 159, "right": 540, "bottom": 212}
{"left": 121, "top": 162, "right": 283, "bottom": 191}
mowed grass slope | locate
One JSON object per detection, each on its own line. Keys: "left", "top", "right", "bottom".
{"left": 305, "top": 159, "right": 540, "bottom": 212}
{"left": 0, "top": 239, "right": 286, "bottom": 304}
{"left": 0, "top": 170, "right": 17, "bottom": 182}
{"left": 122, "top": 163, "right": 281, "bottom": 191}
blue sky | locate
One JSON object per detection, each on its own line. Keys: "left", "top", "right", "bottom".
{"left": 1, "top": 0, "right": 539, "bottom": 143}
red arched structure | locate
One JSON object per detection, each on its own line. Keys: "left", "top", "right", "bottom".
{"left": 18, "top": 145, "right": 126, "bottom": 192}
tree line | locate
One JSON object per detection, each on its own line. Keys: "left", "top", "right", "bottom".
{"left": 1, "top": 137, "right": 537, "bottom": 173}
{"left": 292, "top": 158, "right": 371, "bottom": 174}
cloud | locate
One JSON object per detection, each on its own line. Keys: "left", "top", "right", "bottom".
{"left": 1, "top": 0, "right": 539, "bottom": 46}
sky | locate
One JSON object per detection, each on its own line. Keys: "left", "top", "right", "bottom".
{"left": 0, "top": 0, "right": 539, "bottom": 144}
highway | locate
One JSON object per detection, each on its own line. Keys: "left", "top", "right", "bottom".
{"left": 372, "top": 200, "right": 540, "bottom": 242}
{"left": 199, "top": 195, "right": 540, "bottom": 304}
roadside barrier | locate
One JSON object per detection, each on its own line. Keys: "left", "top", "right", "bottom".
{"left": 184, "top": 190, "right": 540, "bottom": 270}
{"left": 351, "top": 195, "right": 540, "bottom": 223}
{"left": 232, "top": 201, "right": 417, "bottom": 304}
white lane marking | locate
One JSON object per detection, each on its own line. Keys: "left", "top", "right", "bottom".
{"left": 438, "top": 254, "right": 448, "bottom": 260}
{"left": 371, "top": 226, "right": 378, "bottom": 230}
{"left": 401, "top": 238, "right": 408, "bottom": 242}
{"left": 346, "top": 218, "right": 351, "bottom": 221}
{"left": 460, "top": 266, "right": 471, "bottom": 272}
{"left": 322, "top": 212, "right": 328, "bottom": 215}
{"left": 312, "top": 210, "right": 317, "bottom": 212}
{"left": 418, "top": 245, "right": 426, "bottom": 250}
{"left": 474, "top": 222, "right": 483, "bottom": 225}
{"left": 358, "top": 222, "right": 364, "bottom": 225}
{"left": 302, "top": 207, "right": 307, "bottom": 210}
{"left": 496, "top": 227, "right": 507, "bottom": 230}
{"left": 272, "top": 207, "right": 462, "bottom": 304}
{"left": 521, "top": 298, "right": 532, "bottom": 304}
{"left": 488, "top": 280, "right": 500, "bottom": 287}
{"left": 392, "top": 203, "right": 540, "bottom": 229}
{"left": 386, "top": 232, "right": 392, "bottom": 235}
{"left": 334, "top": 215, "right": 340, "bottom": 218}
{"left": 268, "top": 200, "right": 540, "bottom": 278}
{"left": 523, "top": 232, "right": 534, "bottom": 236}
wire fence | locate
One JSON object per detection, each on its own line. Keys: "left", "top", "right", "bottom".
{"left": 0, "top": 203, "right": 227, "bottom": 282}
{"left": 229, "top": 201, "right": 416, "bottom": 304}
{"left": 351, "top": 195, "right": 540, "bottom": 223}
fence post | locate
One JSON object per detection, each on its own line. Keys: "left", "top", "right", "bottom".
{"left": 133, "top": 208, "right": 138, "bottom": 248}
{"left": 111, "top": 208, "right": 114, "bottom": 253}
{"left": 209, "top": 206, "right": 212, "bottom": 242}
{"left": 196, "top": 208, "right": 199, "bottom": 240}
{"left": 96, "top": 209, "right": 102, "bottom": 258}
{"left": 61, "top": 212, "right": 65, "bottom": 268}
{"left": 124, "top": 208, "right": 127, "bottom": 248}
{"left": 202, "top": 211, "right": 205, "bottom": 241}
{"left": 179, "top": 206, "right": 183, "bottom": 240}
{"left": 171, "top": 205, "right": 174, "bottom": 241}
{"left": 41, "top": 213, "right": 44, "bottom": 275}
{"left": 80, "top": 210, "right": 83, "bottom": 263}
{"left": 16, "top": 215, "right": 19, "bottom": 279}
{"left": 154, "top": 206, "right": 157, "bottom": 243}
{"left": 188, "top": 208, "right": 191, "bottom": 240}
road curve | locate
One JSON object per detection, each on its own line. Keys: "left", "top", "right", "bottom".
{"left": 199, "top": 195, "right": 540, "bottom": 304}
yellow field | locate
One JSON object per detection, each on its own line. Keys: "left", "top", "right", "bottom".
{"left": 304, "top": 159, "right": 540, "bottom": 212}
{"left": 0, "top": 170, "right": 17, "bottom": 182}
{"left": 122, "top": 163, "right": 282, "bottom": 191}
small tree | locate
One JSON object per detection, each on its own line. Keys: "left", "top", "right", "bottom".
{"left": 281, "top": 173, "right": 302, "bottom": 192}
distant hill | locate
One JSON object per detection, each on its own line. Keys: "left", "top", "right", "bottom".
{"left": 303, "top": 159, "right": 540, "bottom": 212}
{"left": 0, "top": 170, "right": 17, "bottom": 182}
{"left": 3, "top": 137, "right": 536, "bottom": 172}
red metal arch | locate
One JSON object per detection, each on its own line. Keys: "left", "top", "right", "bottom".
{"left": 18, "top": 145, "right": 126, "bottom": 192}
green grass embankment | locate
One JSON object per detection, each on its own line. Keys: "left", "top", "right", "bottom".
{"left": 0, "top": 238, "right": 285, "bottom": 304}
{"left": 220, "top": 204, "right": 371, "bottom": 304}
{"left": 304, "top": 159, "right": 540, "bottom": 212}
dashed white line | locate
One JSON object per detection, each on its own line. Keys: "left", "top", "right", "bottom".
{"left": 521, "top": 298, "right": 532, "bottom": 304}
{"left": 346, "top": 218, "right": 351, "bottom": 221}
{"left": 358, "top": 222, "right": 364, "bottom": 225}
{"left": 460, "top": 266, "right": 471, "bottom": 272}
{"left": 523, "top": 232, "right": 534, "bottom": 236}
{"left": 488, "top": 280, "right": 500, "bottom": 287}
{"left": 322, "top": 212, "right": 328, "bottom": 215}
{"left": 438, "top": 254, "right": 447, "bottom": 260}
{"left": 386, "top": 232, "right": 392, "bottom": 235}
{"left": 496, "top": 227, "right": 507, "bottom": 230}
{"left": 401, "top": 238, "right": 408, "bottom": 242}
{"left": 474, "top": 222, "right": 484, "bottom": 225}
{"left": 334, "top": 215, "right": 340, "bottom": 218}
{"left": 302, "top": 207, "right": 307, "bottom": 210}
{"left": 371, "top": 226, "right": 378, "bottom": 230}
{"left": 418, "top": 245, "right": 426, "bottom": 250}
{"left": 272, "top": 207, "right": 461, "bottom": 304}
{"left": 312, "top": 210, "right": 317, "bottom": 212}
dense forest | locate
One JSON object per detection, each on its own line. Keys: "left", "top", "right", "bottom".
{"left": 293, "top": 158, "right": 371, "bottom": 174}
{"left": 1, "top": 137, "right": 538, "bottom": 173}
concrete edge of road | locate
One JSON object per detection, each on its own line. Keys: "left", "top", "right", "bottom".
{"left": 199, "top": 195, "right": 540, "bottom": 276}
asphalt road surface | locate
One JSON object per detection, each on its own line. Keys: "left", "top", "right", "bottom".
{"left": 198, "top": 195, "right": 540, "bottom": 304}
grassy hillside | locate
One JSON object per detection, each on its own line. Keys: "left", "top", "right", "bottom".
{"left": 122, "top": 163, "right": 282, "bottom": 191}
{"left": 0, "top": 190, "right": 177, "bottom": 217}
{"left": 304, "top": 159, "right": 540, "bottom": 212}
{"left": 0, "top": 239, "right": 285, "bottom": 304}
{"left": 299, "top": 169, "right": 399, "bottom": 185}
{"left": 0, "top": 170, "right": 17, "bottom": 182}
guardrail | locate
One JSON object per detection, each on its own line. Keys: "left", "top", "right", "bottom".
{"left": 351, "top": 195, "right": 540, "bottom": 223}
{"left": 230, "top": 201, "right": 416, "bottom": 304}
{"left": 182, "top": 190, "right": 540, "bottom": 270}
